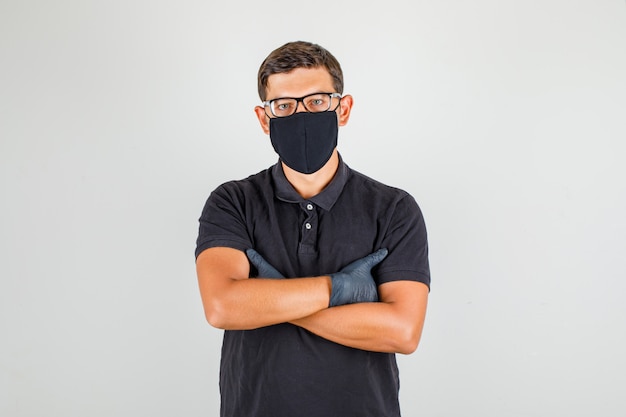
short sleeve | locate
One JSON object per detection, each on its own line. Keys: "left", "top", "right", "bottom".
{"left": 376, "top": 194, "right": 430, "bottom": 288}
{"left": 195, "top": 184, "right": 253, "bottom": 259}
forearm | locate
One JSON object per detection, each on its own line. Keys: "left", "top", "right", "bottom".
{"left": 291, "top": 302, "right": 424, "bottom": 354}
{"left": 203, "top": 276, "right": 331, "bottom": 330}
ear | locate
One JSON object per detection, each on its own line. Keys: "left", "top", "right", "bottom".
{"left": 337, "top": 94, "right": 353, "bottom": 127}
{"left": 254, "top": 106, "right": 270, "bottom": 135}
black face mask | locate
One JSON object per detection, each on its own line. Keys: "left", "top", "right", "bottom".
{"left": 269, "top": 111, "right": 338, "bottom": 174}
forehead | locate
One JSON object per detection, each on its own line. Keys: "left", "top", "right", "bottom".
{"left": 265, "top": 67, "right": 335, "bottom": 100}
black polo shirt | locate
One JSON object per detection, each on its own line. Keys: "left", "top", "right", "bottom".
{"left": 195, "top": 156, "right": 430, "bottom": 417}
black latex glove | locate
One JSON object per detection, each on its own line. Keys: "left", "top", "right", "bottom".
{"left": 329, "top": 248, "right": 388, "bottom": 307}
{"left": 245, "top": 249, "right": 285, "bottom": 279}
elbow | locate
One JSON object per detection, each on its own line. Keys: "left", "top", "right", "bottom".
{"left": 205, "top": 311, "right": 226, "bottom": 330}
{"left": 397, "top": 338, "right": 419, "bottom": 355}
{"left": 203, "top": 299, "right": 230, "bottom": 329}
{"left": 394, "top": 327, "right": 422, "bottom": 355}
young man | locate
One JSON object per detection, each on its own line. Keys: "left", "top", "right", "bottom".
{"left": 195, "top": 41, "right": 430, "bottom": 417}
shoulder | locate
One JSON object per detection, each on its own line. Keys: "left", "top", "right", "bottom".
{"left": 209, "top": 166, "right": 274, "bottom": 200}
{"left": 198, "top": 166, "right": 276, "bottom": 219}
{"left": 343, "top": 166, "right": 426, "bottom": 223}
{"left": 346, "top": 167, "right": 412, "bottom": 202}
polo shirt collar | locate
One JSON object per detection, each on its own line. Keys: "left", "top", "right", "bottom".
{"left": 272, "top": 154, "right": 350, "bottom": 211}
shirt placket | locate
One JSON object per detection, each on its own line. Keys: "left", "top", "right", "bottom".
{"left": 298, "top": 201, "right": 318, "bottom": 255}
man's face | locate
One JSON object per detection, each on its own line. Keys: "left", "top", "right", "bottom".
{"left": 254, "top": 67, "right": 353, "bottom": 135}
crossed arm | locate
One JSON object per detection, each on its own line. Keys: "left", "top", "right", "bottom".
{"left": 196, "top": 247, "right": 429, "bottom": 354}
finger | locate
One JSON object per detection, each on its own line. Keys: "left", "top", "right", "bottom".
{"left": 245, "top": 248, "right": 264, "bottom": 267}
{"left": 364, "top": 248, "right": 388, "bottom": 267}
{"left": 263, "top": 264, "right": 284, "bottom": 278}
{"left": 245, "top": 248, "right": 284, "bottom": 278}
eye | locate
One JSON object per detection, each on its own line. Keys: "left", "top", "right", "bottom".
{"left": 304, "top": 94, "right": 330, "bottom": 111}
{"left": 271, "top": 99, "right": 296, "bottom": 116}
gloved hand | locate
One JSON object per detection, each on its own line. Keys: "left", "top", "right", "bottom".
{"left": 329, "top": 248, "right": 388, "bottom": 307}
{"left": 246, "top": 249, "right": 285, "bottom": 279}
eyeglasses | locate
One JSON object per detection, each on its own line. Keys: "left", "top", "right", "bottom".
{"left": 262, "top": 92, "right": 342, "bottom": 118}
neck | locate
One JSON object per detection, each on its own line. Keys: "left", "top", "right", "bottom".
{"left": 282, "top": 150, "right": 339, "bottom": 199}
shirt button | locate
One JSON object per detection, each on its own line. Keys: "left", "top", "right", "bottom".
{"left": 306, "top": 203, "right": 314, "bottom": 211}
{"left": 305, "top": 223, "right": 312, "bottom": 230}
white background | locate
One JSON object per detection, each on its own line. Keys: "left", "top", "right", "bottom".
{"left": 1, "top": 1, "right": 625, "bottom": 416}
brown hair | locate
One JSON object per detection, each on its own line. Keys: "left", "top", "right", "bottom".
{"left": 257, "top": 41, "right": 344, "bottom": 101}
